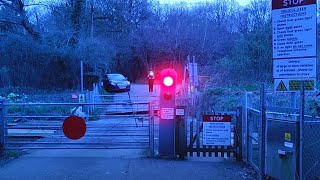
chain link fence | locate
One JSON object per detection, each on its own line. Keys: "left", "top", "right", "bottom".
{"left": 300, "top": 91, "right": 319, "bottom": 180}
{"left": 246, "top": 107, "right": 261, "bottom": 172}
{"left": 244, "top": 84, "right": 320, "bottom": 179}
{"left": 303, "top": 117, "right": 320, "bottom": 179}
{"left": 245, "top": 91, "right": 261, "bottom": 173}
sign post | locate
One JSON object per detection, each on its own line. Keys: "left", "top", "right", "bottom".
{"left": 175, "top": 106, "right": 186, "bottom": 158}
{"left": 159, "top": 68, "right": 177, "bottom": 157}
{"left": 81, "top": 60, "right": 84, "bottom": 92}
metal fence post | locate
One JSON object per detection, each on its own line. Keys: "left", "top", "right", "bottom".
{"left": 245, "top": 92, "right": 249, "bottom": 163}
{"left": 149, "top": 103, "right": 155, "bottom": 157}
{"left": 299, "top": 81, "right": 305, "bottom": 180}
{"left": 260, "top": 83, "right": 266, "bottom": 180}
{"left": 236, "top": 106, "right": 243, "bottom": 161}
{"left": 0, "top": 101, "right": 4, "bottom": 154}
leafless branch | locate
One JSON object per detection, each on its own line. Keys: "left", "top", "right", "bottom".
{"left": 0, "top": 19, "right": 20, "bottom": 25}
{"left": 0, "top": 0, "right": 11, "bottom": 7}
{"left": 105, "top": 29, "right": 123, "bottom": 33}
{"left": 94, "top": 16, "right": 111, "bottom": 20}
{"left": 24, "top": 3, "right": 48, "bottom": 7}
{"left": 0, "top": 0, "right": 19, "bottom": 12}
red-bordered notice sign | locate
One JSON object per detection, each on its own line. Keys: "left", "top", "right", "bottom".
{"left": 203, "top": 115, "right": 231, "bottom": 146}
{"left": 272, "top": 0, "right": 316, "bottom": 59}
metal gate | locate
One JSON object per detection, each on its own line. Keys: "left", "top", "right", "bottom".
{"left": 246, "top": 107, "right": 261, "bottom": 171}
{"left": 0, "top": 95, "right": 158, "bottom": 151}
{"left": 186, "top": 110, "right": 242, "bottom": 160}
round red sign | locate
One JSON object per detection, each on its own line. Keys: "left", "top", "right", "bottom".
{"left": 62, "top": 115, "right": 86, "bottom": 140}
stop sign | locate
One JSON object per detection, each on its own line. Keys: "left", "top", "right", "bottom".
{"left": 62, "top": 115, "right": 86, "bottom": 140}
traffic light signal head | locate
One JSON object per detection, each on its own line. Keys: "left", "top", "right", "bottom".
{"left": 160, "top": 68, "right": 177, "bottom": 108}
{"left": 163, "top": 76, "right": 173, "bottom": 87}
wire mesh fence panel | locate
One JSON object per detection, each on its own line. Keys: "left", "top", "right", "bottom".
{"left": 245, "top": 85, "right": 320, "bottom": 179}
{"left": 302, "top": 91, "right": 320, "bottom": 179}
{"left": 303, "top": 118, "right": 320, "bottom": 179}
{"left": 245, "top": 91, "right": 262, "bottom": 173}
{"left": 264, "top": 89, "right": 320, "bottom": 116}
{"left": 303, "top": 91, "right": 320, "bottom": 117}
{"left": 247, "top": 108, "right": 261, "bottom": 172}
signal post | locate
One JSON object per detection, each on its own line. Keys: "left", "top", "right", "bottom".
{"left": 159, "top": 68, "right": 177, "bottom": 157}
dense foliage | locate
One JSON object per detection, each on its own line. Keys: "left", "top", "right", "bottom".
{"left": 0, "top": 0, "right": 303, "bottom": 89}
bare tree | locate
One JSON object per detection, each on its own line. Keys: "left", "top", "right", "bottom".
{"left": 0, "top": 0, "right": 41, "bottom": 40}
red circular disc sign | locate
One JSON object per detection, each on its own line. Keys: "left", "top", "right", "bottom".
{"left": 63, "top": 115, "right": 86, "bottom": 140}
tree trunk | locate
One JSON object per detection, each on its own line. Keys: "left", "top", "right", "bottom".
{"left": 69, "top": 0, "right": 85, "bottom": 47}
{"left": 15, "top": 0, "right": 41, "bottom": 40}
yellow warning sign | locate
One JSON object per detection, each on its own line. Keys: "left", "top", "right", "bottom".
{"left": 289, "top": 80, "right": 314, "bottom": 91}
{"left": 285, "top": 133, "right": 291, "bottom": 141}
{"left": 79, "top": 94, "right": 85, "bottom": 103}
{"left": 276, "top": 81, "right": 287, "bottom": 91}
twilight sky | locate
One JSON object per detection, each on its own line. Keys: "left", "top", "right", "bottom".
{"left": 158, "top": 0, "right": 251, "bottom": 6}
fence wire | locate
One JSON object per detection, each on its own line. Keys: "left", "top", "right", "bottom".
{"left": 247, "top": 107, "right": 261, "bottom": 172}
{"left": 245, "top": 85, "right": 320, "bottom": 179}
{"left": 303, "top": 117, "right": 320, "bottom": 179}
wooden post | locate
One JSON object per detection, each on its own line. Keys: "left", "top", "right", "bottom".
{"left": 221, "top": 146, "right": 225, "bottom": 157}
{"left": 196, "top": 120, "right": 200, "bottom": 157}
{"left": 214, "top": 145, "right": 218, "bottom": 157}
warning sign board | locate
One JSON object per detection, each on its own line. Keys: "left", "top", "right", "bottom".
{"left": 202, "top": 115, "right": 231, "bottom": 146}
{"left": 289, "top": 79, "right": 315, "bottom": 90}
{"left": 175, "top": 108, "right": 185, "bottom": 116}
{"left": 72, "top": 93, "right": 78, "bottom": 99}
{"left": 272, "top": 0, "right": 317, "bottom": 59}
{"left": 273, "top": 58, "right": 317, "bottom": 79}
{"left": 272, "top": 0, "right": 317, "bottom": 86}
{"left": 274, "top": 79, "right": 315, "bottom": 92}
{"left": 161, "top": 108, "right": 174, "bottom": 119}
{"left": 276, "top": 80, "right": 287, "bottom": 91}
{"left": 79, "top": 94, "right": 85, "bottom": 103}
{"left": 285, "top": 133, "right": 291, "bottom": 141}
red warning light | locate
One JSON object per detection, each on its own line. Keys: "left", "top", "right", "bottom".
{"left": 160, "top": 68, "right": 177, "bottom": 106}
{"left": 163, "top": 76, "right": 173, "bottom": 86}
